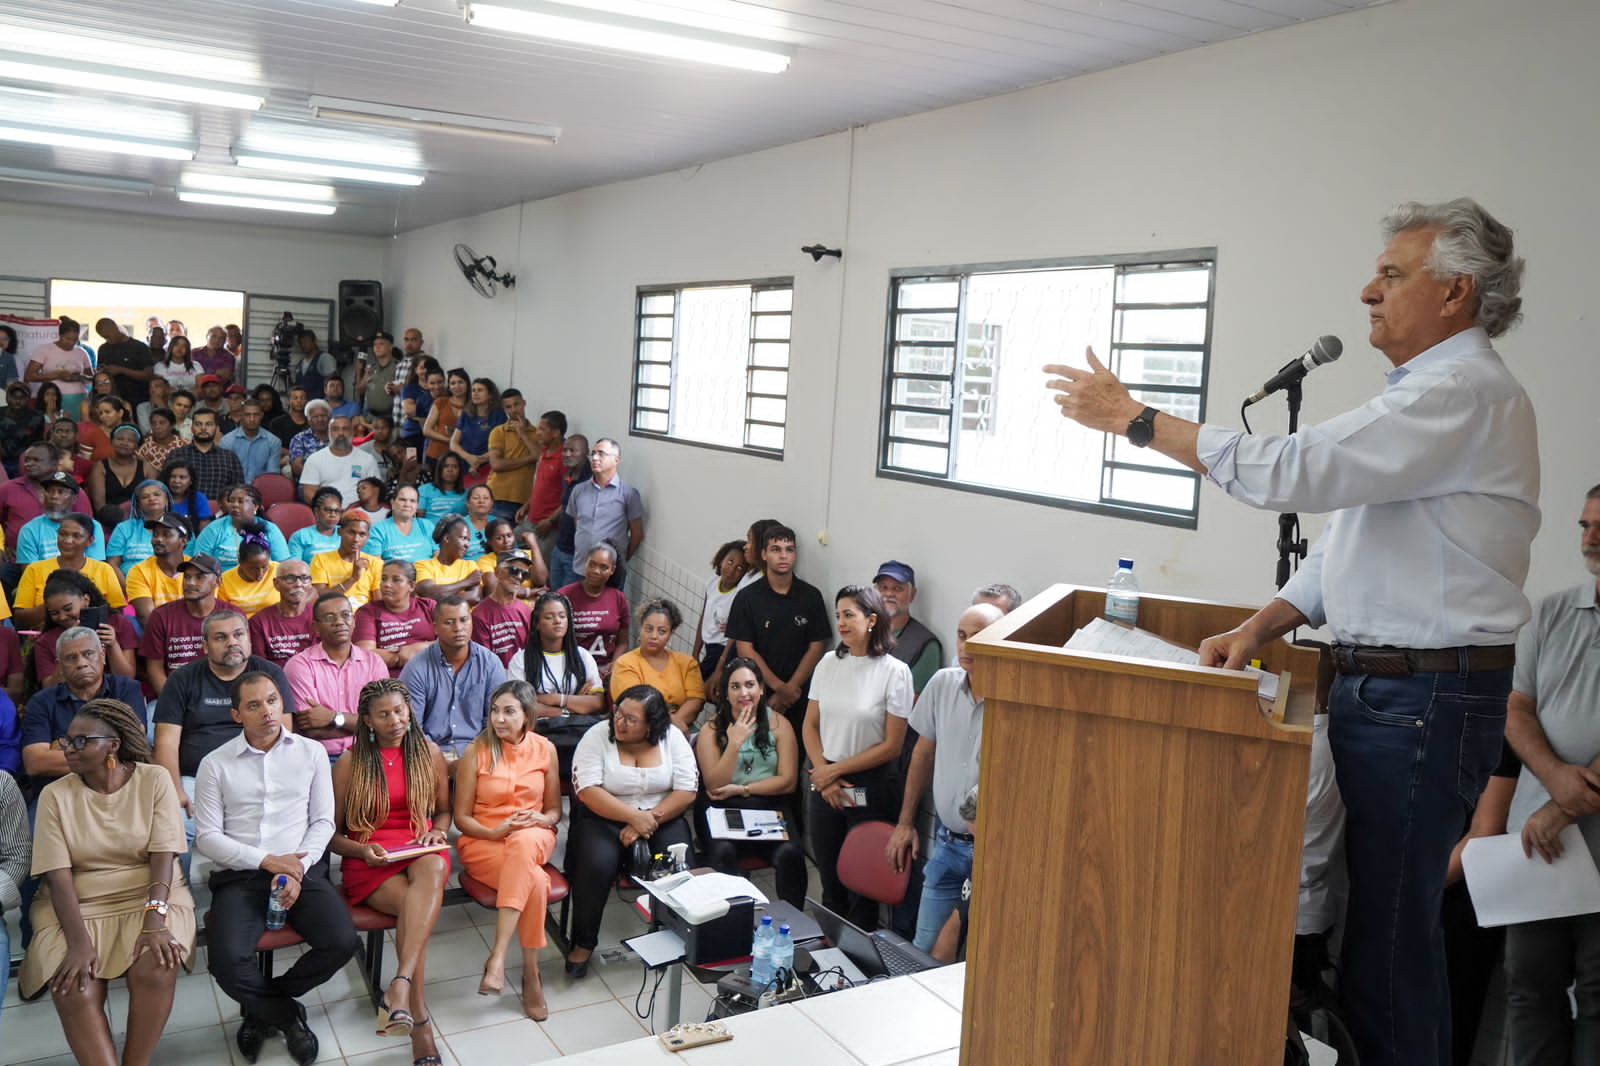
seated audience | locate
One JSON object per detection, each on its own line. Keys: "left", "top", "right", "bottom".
{"left": 693, "top": 539, "right": 749, "bottom": 684}
{"left": 137, "top": 406, "right": 185, "bottom": 470}
{"left": 874, "top": 561, "right": 943, "bottom": 696}
{"left": 14, "top": 513, "right": 125, "bottom": 630}
{"left": 77, "top": 394, "right": 121, "bottom": 464}
{"left": 32, "top": 571, "right": 138, "bottom": 685}
{"left": 135, "top": 378, "right": 170, "bottom": 434}
{"left": 453, "top": 680, "right": 561, "bottom": 1019}
{"left": 417, "top": 453, "right": 467, "bottom": 519}
{"left": 21, "top": 628, "right": 146, "bottom": 787}
{"left": 219, "top": 533, "right": 280, "bottom": 616}
{"left": 559, "top": 544, "right": 630, "bottom": 683}
{"left": 330, "top": 680, "right": 451, "bottom": 1064}
{"left": 476, "top": 517, "right": 548, "bottom": 593}
{"left": 0, "top": 610, "right": 21, "bottom": 708}
{"left": 696, "top": 656, "right": 805, "bottom": 908}
{"left": 126, "top": 513, "right": 189, "bottom": 623}
{"left": 299, "top": 414, "right": 376, "bottom": 507}
{"left": 288, "top": 486, "right": 344, "bottom": 563}
{"left": 49, "top": 417, "right": 92, "bottom": 483}
{"left": 354, "top": 561, "right": 436, "bottom": 677}
{"left": 285, "top": 593, "right": 388, "bottom": 759}
{"left": 309, "top": 511, "right": 382, "bottom": 608}
{"left": 728, "top": 522, "right": 831, "bottom": 737}
{"left": 509, "top": 591, "right": 604, "bottom": 782}
{"left": 322, "top": 376, "right": 359, "bottom": 422}
{"left": 471, "top": 550, "right": 535, "bottom": 668}
{"left": 367, "top": 484, "right": 436, "bottom": 563}
{"left": 611, "top": 598, "right": 705, "bottom": 733}
{"left": 0, "top": 773, "right": 29, "bottom": 999}
{"left": 36, "top": 383, "right": 65, "bottom": 425}
{"left": 887, "top": 604, "right": 1003, "bottom": 951}
{"left": 0, "top": 659, "right": 17, "bottom": 775}
{"left": 354, "top": 477, "right": 389, "bottom": 524}
{"left": 169, "top": 408, "right": 244, "bottom": 503}
{"left": 248, "top": 559, "right": 318, "bottom": 667}
{"left": 194, "top": 671, "right": 356, "bottom": 1066}
{"left": 0, "top": 444, "right": 92, "bottom": 561}
{"left": 20, "top": 698, "right": 194, "bottom": 1066}
{"left": 400, "top": 596, "right": 506, "bottom": 756}
{"left": 971, "top": 582, "right": 1023, "bottom": 614}
{"left": 366, "top": 415, "right": 415, "bottom": 487}
{"left": 140, "top": 555, "right": 224, "bottom": 695}
{"left": 545, "top": 433, "right": 590, "bottom": 592}
{"left": 160, "top": 457, "right": 212, "bottom": 536}
{"left": 415, "top": 515, "right": 483, "bottom": 604}
{"left": 87, "top": 423, "right": 151, "bottom": 530}
{"left": 461, "top": 484, "right": 496, "bottom": 561}
{"left": 169, "top": 390, "right": 196, "bottom": 438}
{"left": 15, "top": 473, "right": 108, "bottom": 565}
{"left": 107, "top": 479, "right": 175, "bottom": 575}
{"left": 193, "top": 484, "right": 291, "bottom": 568}
{"left": 220, "top": 399, "right": 281, "bottom": 485}
{"left": 288, "top": 401, "right": 331, "bottom": 481}
{"left": 803, "top": 585, "right": 912, "bottom": 930}
{"left": 566, "top": 685, "right": 697, "bottom": 977}
{"left": 0, "top": 381, "right": 44, "bottom": 473}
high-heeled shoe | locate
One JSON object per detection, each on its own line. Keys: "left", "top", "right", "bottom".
{"left": 564, "top": 954, "right": 589, "bottom": 979}
{"left": 522, "top": 975, "right": 549, "bottom": 1022}
{"left": 377, "top": 975, "right": 415, "bottom": 1037}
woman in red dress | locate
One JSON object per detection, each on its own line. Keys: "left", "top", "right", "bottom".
{"left": 331, "top": 679, "right": 452, "bottom": 1066}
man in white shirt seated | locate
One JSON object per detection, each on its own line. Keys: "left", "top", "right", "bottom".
{"left": 298, "top": 414, "right": 378, "bottom": 507}
{"left": 193, "top": 670, "right": 358, "bottom": 1066}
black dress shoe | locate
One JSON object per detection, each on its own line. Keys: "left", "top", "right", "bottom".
{"left": 282, "top": 1009, "right": 319, "bottom": 1066}
{"left": 235, "top": 1015, "right": 275, "bottom": 1064}
{"left": 564, "top": 956, "right": 589, "bottom": 979}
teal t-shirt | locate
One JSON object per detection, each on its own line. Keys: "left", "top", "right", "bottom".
{"left": 369, "top": 516, "right": 437, "bottom": 563}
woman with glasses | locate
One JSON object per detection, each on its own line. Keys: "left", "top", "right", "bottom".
{"left": 355, "top": 561, "right": 437, "bottom": 677}
{"left": 565, "top": 685, "right": 697, "bottom": 978}
{"left": 283, "top": 488, "right": 339, "bottom": 566}
{"left": 453, "top": 680, "right": 560, "bottom": 1019}
{"left": 20, "top": 698, "right": 195, "bottom": 1066}
{"left": 192, "top": 484, "right": 291, "bottom": 569}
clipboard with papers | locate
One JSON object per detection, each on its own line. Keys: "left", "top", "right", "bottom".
{"left": 705, "top": 806, "right": 790, "bottom": 841}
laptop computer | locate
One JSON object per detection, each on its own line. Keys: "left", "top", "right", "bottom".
{"left": 804, "top": 898, "right": 940, "bottom": 978}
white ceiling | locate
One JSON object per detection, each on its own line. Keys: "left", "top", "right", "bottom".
{"left": 0, "top": 0, "right": 1385, "bottom": 236}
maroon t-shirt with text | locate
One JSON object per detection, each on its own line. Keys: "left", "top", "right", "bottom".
{"left": 471, "top": 597, "right": 532, "bottom": 668}
{"left": 139, "top": 600, "right": 216, "bottom": 693}
{"left": 248, "top": 606, "right": 318, "bottom": 666}
{"left": 558, "top": 583, "right": 628, "bottom": 670}
{"left": 33, "top": 616, "right": 140, "bottom": 683}
{"left": 353, "top": 597, "right": 436, "bottom": 675}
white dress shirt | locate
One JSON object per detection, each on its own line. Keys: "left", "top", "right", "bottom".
{"left": 1197, "top": 327, "right": 1540, "bottom": 648}
{"left": 192, "top": 729, "right": 336, "bottom": 871}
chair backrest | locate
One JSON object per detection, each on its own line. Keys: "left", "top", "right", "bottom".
{"left": 254, "top": 472, "right": 296, "bottom": 508}
{"left": 265, "top": 501, "right": 314, "bottom": 537}
{"left": 836, "top": 820, "right": 910, "bottom": 906}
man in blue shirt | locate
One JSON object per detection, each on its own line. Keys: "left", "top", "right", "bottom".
{"left": 15, "top": 473, "right": 108, "bottom": 564}
{"left": 565, "top": 437, "right": 642, "bottom": 590}
{"left": 221, "top": 400, "right": 282, "bottom": 484}
{"left": 399, "top": 597, "right": 505, "bottom": 756}
{"left": 19, "top": 626, "right": 145, "bottom": 788}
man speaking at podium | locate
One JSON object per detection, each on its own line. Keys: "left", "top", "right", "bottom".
{"left": 1045, "top": 198, "right": 1539, "bottom": 1066}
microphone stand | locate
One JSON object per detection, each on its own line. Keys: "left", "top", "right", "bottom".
{"left": 1274, "top": 382, "right": 1308, "bottom": 590}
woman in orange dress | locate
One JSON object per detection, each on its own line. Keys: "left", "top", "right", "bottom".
{"left": 454, "top": 680, "right": 561, "bottom": 1020}
{"left": 330, "top": 679, "right": 451, "bottom": 1065}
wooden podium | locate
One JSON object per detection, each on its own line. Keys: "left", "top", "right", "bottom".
{"left": 960, "top": 585, "right": 1319, "bottom": 1066}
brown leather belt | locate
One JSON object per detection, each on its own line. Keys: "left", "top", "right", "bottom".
{"left": 1329, "top": 643, "right": 1516, "bottom": 677}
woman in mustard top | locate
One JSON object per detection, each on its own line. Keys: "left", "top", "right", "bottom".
{"left": 414, "top": 516, "right": 482, "bottom": 604}
{"left": 609, "top": 598, "right": 706, "bottom": 734}
{"left": 310, "top": 512, "right": 382, "bottom": 608}
{"left": 217, "top": 533, "right": 279, "bottom": 616}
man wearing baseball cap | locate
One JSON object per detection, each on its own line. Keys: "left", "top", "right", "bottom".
{"left": 0, "top": 380, "right": 44, "bottom": 474}
{"left": 355, "top": 331, "right": 400, "bottom": 420}
{"left": 471, "top": 549, "right": 536, "bottom": 668}
{"left": 141, "top": 553, "right": 224, "bottom": 695}
{"left": 126, "top": 513, "right": 190, "bottom": 624}
{"left": 873, "top": 560, "right": 944, "bottom": 696}
{"left": 14, "top": 471, "right": 109, "bottom": 566}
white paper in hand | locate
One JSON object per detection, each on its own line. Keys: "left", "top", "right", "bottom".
{"left": 1462, "top": 826, "right": 1600, "bottom": 927}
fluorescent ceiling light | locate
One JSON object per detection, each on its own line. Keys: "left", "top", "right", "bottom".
{"left": 0, "top": 123, "right": 193, "bottom": 160}
{"left": 178, "top": 191, "right": 338, "bottom": 216}
{"left": 308, "top": 95, "right": 560, "bottom": 146}
{"left": 181, "top": 172, "right": 335, "bottom": 201}
{"left": 0, "top": 59, "right": 263, "bottom": 110}
{"left": 0, "top": 24, "right": 259, "bottom": 82}
{"left": 464, "top": 1, "right": 791, "bottom": 74}
{"left": 0, "top": 165, "right": 152, "bottom": 196}
{"left": 233, "top": 153, "right": 425, "bottom": 186}
{"left": 348, "top": 0, "right": 402, "bottom": 5}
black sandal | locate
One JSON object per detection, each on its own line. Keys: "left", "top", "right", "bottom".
{"left": 377, "top": 975, "right": 415, "bottom": 1037}
{"left": 412, "top": 1016, "right": 441, "bottom": 1066}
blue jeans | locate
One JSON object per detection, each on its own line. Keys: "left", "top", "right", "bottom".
{"left": 549, "top": 547, "right": 577, "bottom": 591}
{"left": 913, "top": 826, "right": 974, "bottom": 953}
{"left": 179, "top": 774, "right": 196, "bottom": 884}
{"left": 491, "top": 500, "right": 521, "bottom": 523}
{"left": 1327, "top": 664, "right": 1510, "bottom": 1066}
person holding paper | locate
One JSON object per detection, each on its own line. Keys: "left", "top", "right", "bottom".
{"left": 1502, "top": 484, "right": 1600, "bottom": 1066}
{"left": 1047, "top": 198, "right": 1538, "bottom": 1066}
{"left": 696, "top": 656, "right": 805, "bottom": 908}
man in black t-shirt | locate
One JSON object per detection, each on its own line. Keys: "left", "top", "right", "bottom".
{"left": 725, "top": 522, "right": 831, "bottom": 736}
{"left": 0, "top": 382, "right": 43, "bottom": 475}
{"left": 93, "top": 318, "right": 156, "bottom": 407}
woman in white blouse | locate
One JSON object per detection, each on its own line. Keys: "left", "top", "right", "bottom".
{"left": 509, "top": 591, "right": 606, "bottom": 785}
{"left": 564, "top": 685, "right": 698, "bottom": 977}
{"left": 802, "top": 584, "right": 913, "bottom": 930}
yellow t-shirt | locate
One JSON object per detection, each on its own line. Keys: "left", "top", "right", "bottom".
{"left": 486, "top": 423, "right": 534, "bottom": 505}
{"left": 414, "top": 555, "right": 481, "bottom": 592}
{"left": 219, "top": 564, "right": 280, "bottom": 617}
{"left": 309, "top": 551, "right": 383, "bottom": 609}
{"left": 16, "top": 557, "right": 128, "bottom": 611}
{"left": 0, "top": 582, "right": 11, "bottom": 622}
{"left": 609, "top": 648, "right": 706, "bottom": 708}
{"left": 126, "top": 556, "right": 186, "bottom": 609}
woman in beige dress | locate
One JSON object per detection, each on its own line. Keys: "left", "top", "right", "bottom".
{"left": 21, "top": 698, "right": 195, "bottom": 1066}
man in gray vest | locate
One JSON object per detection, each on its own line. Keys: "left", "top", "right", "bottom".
{"left": 874, "top": 561, "right": 943, "bottom": 696}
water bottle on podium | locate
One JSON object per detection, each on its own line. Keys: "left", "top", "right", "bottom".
{"left": 1104, "top": 557, "right": 1140, "bottom": 626}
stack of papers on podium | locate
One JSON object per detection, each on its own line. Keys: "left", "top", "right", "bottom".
{"left": 1064, "top": 617, "right": 1281, "bottom": 700}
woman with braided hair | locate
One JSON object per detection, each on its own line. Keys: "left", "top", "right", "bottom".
{"left": 21, "top": 697, "right": 195, "bottom": 1065}
{"left": 330, "top": 679, "right": 451, "bottom": 1062}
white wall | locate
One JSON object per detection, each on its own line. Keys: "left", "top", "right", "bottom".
{"left": 386, "top": 0, "right": 1600, "bottom": 642}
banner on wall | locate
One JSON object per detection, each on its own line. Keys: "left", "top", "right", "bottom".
{"left": 1, "top": 315, "right": 61, "bottom": 387}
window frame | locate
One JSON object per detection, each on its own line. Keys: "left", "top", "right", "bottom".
{"left": 628, "top": 276, "right": 794, "bottom": 461}
{"left": 877, "top": 249, "right": 1217, "bottom": 530}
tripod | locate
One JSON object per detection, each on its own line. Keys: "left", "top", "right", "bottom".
{"left": 268, "top": 355, "right": 294, "bottom": 395}
{"left": 1274, "top": 383, "right": 1308, "bottom": 590}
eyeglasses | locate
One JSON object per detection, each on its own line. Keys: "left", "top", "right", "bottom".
{"left": 63, "top": 734, "right": 116, "bottom": 751}
{"left": 505, "top": 568, "right": 530, "bottom": 581}
{"left": 278, "top": 574, "right": 311, "bottom": 584}
{"left": 589, "top": 450, "right": 616, "bottom": 459}
{"left": 612, "top": 714, "right": 644, "bottom": 727}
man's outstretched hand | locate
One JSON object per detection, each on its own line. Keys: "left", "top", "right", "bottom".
{"left": 1044, "top": 348, "right": 1143, "bottom": 434}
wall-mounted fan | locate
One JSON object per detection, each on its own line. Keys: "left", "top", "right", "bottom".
{"left": 453, "top": 243, "right": 516, "bottom": 299}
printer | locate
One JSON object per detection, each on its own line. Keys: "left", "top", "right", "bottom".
{"left": 643, "top": 872, "right": 758, "bottom": 966}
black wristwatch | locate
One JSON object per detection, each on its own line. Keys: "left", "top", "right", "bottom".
{"left": 1126, "top": 406, "right": 1159, "bottom": 447}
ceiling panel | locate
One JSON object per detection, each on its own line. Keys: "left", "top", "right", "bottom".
{"left": 0, "top": 0, "right": 1387, "bottom": 236}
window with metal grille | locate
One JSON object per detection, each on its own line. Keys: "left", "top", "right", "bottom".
{"left": 880, "top": 251, "right": 1214, "bottom": 527}
{"left": 631, "top": 279, "right": 792, "bottom": 458}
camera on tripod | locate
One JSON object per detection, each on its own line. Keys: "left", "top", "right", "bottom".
{"left": 270, "top": 311, "right": 303, "bottom": 369}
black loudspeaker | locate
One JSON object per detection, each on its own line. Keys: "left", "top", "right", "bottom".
{"left": 338, "top": 280, "right": 383, "bottom": 346}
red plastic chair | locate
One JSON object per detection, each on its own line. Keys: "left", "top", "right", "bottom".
{"left": 836, "top": 821, "right": 911, "bottom": 907}
{"left": 265, "top": 501, "right": 314, "bottom": 538}
{"left": 349, "top": 903, "right": 398, "bottom": 1010}
{"left": 254, "top": 472, "right": 297, "bottom": 508}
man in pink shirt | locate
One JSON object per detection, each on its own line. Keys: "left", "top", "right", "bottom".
{"left": 284, "top": 592, "right": 388, "bottom": 758}
{"left": 0, "top": 443, "right": 93, "bottom": 562}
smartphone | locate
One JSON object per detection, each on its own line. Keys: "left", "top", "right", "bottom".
{"left": 724, "top": 809, "right": 745, "bottom": 830}
{"left": 841, "top": 786, "right": 868, "bottom": 808}
{"left": 80, "top": 605, "right": 108, "bottom": 630}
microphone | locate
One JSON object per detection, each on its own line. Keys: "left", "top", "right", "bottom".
{"left": 1244, "top": 335, "right": 1342, "bottom": 406}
